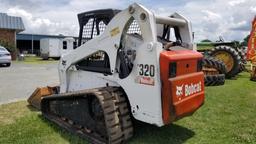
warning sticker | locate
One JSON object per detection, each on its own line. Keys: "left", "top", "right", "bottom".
{"left": 135, "top": 76, "right": 155, "bottom": 86}
{"left": 110, "top": 27, "right": 120, "bottom": 37}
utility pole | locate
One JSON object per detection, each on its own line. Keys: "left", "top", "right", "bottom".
{"left": 31, "top": 33, "right": 34, "bottom": 54}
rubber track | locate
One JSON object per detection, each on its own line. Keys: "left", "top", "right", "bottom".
{"left": 41, "top": 87, "right": 133, "bottom": 144}
{"left": 103, "top": 87, "right": 134, "bottom": 143}
{"left": 208, "top": 45, "right": 241, "bottom": 78}
{"left": 204, "top": 74, "right": 225, "bottom": 86}
{"left": 203, "top": 56, "right": 227, "bottom": 74}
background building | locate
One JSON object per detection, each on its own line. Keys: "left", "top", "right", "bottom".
{"left": 0, "top": 13, "right": 77, "bottom": 57}
{"left": 0, "top": 13, "right": 25, "bottom": 49}
{"left": 16, "top": 34, "right": 78, "bottom": 55}
{"left": 17, "top": 33, "right": 65, "bottom": 55}
{"left": 0, "top": 13, "right": 25, "bottom": 59}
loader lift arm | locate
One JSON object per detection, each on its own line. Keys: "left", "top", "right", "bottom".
{"left": 59, "top": 4, "right": 191, "bottom": 93}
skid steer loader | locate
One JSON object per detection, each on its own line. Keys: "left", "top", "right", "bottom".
{"left": 28, "top": 3, "right": 205, "bottom": 144}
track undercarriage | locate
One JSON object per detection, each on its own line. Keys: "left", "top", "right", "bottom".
{"left": 41, "top": 87, "right": 133, "bottom": 144}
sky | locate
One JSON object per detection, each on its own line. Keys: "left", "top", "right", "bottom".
{"left": 0, "top": 0, "right": 255, "bottom": 42}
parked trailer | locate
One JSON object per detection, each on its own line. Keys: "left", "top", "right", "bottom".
{"left": 40, "top": 38, "right": 76, "bottom": 60}
{"left": 61, "top": 37, "right": 76, "bottom": 56}
{"left": 40, "top": 38, "right": 61, "bottom": 60}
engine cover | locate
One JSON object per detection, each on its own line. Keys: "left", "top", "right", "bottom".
{"left": 160, "top": 50, "right": 205, "bottom": 124}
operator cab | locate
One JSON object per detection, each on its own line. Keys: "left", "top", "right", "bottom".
{"left": 156, "top": 13, "right": 194, "bottom": 51}
{"left": 75, "top": 9, "right": 196, "bottom": 80}
{"left": 77, "top": 9, "right": 121, "bottom": 46}
{"left": 76, "top": 9, "right": 120, "bottom": 74}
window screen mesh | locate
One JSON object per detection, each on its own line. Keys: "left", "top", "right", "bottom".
{"left": 127, "top": 20, "right": 141, "bottom": 35}
{"left": 98, "top": 21, "right": 106, "bottom": 34}
{"left": 81, "top": 19, "right": 107, "bottom": 44}
{"left": 81, "top": 19, "right": 141, "bottom": 44}
{"left": 81, "top": 19, "right": 94, "bottom": 44}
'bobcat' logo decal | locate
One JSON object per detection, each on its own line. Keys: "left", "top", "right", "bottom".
{"left": 176, "top": 85, "right": 183, "bottom": 96}
{"left": 175, "top": 82, "right": 202, "bottom": 98}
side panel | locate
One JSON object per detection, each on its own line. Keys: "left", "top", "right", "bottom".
{"left": 40, "top": 39, "right": 49, "bottom": 55}
{"left": 49, "top": 39, "right": 61, "bottom": 57}
{"left": 66, "top": 43, "right": 164, "bottom": 126}
{"left": 67, "top": 70, "right": 119, "bottom": 91}
{"left": 117, "top": 42, "right": 163, "bottom": 126}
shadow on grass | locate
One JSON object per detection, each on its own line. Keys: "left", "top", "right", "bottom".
{"left": 26, "top": 104, "right": 40, "bottom": 112}
{"left": 130, "top": 120, "right": 195, "bottom": 144}
{"left": 35, "top": 58, "right": 58, "bottom": 62}
{"left": 38, "top": 114, "right": 194, "bottom": 144}
{"left": 235, "top": 73, "right": 251, "bottom": 79}
{"left": 38, "top": 115, "right": 87, "bottom": 144}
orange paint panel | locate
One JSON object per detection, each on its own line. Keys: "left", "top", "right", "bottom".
{"left": 170, "top": 72, "right": 205, "bottom": 117}
{"left": 176, "top": 60, "right": 197, "bottom": 76}
{"left": 27, "top": 86, "right": 57, "bottom": 110}
{"left": 247, "top": 17, "right": 256, "bottom": 61}
{"left": 160, "top": 50, "right": 204, "bottom": 124}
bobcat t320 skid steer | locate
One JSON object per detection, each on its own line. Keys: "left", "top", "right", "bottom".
{"left": 28, "top": 3, "right": 205, "bottom": 144}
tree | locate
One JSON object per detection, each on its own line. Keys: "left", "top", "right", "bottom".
{"left": 201, "top": 39, "right": 212, "bottom": 42}
{"left": 241, "top": 34, "right": 250, "bottom": 47}
{"left": 231, "top": 40, "right": 240, "bottom": 48}
{"left": 0, "top": 40, "right": 16, "bottom": 53}
{"left": 0, "top": 40, "right": 17, "bottom": 60}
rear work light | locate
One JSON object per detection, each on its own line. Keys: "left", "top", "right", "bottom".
{"left": 169, "top": 62, "right": 177, "bottom": 78}
{"left": 197, "top": 59, "right": 203, "bottom": 72}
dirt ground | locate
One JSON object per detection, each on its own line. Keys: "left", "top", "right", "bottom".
{"left": 0, "top": 62, "right": 59, "bottom": 104}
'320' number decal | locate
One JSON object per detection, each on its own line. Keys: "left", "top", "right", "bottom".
{"left": 138, "top": 64, "right": 155, "bottom": 77}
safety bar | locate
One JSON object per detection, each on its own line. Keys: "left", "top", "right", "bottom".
{"left": 155, "top": 15, "right": 186, "bottom": 26}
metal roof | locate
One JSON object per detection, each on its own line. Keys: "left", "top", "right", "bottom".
{"left": 17, "top": 33, "right": 64, "bottom": 41}
{"left": 17, "top": 33, "right": 77, "bottom": 41}
{"left": 0, "top": 13, "right": 25, "bottom": 33}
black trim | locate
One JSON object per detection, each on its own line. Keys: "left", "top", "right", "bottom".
{"left": 76, "top": 65, "right": 112, "bottom": 75}
{"left": 75, "top": 52, "right": 111, "bottom": 75}
{"left": 173, "top": 26, "right": 182, "bottom": 42}
{"left": 197, "top": 59, "right": 203, "bottom": 72}
{"left": 169, "top": 62, "right": 177, "bottom": 78}
{"left": 118, "top": 50, "right": 130, "bottom": 79}
{"left": 77, "top": 9, "right": 121, "bottom": 46}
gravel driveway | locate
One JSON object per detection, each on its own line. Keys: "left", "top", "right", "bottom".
{"left": 0, "top": 62, "right": 59, "bottom": 104}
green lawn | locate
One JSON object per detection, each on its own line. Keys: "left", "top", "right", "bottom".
{"left": 14, "top": 56, "right": 58, "bottom": 64}
{"left": 0, "top": 73, "right": 256, "bottom": 144}
{"left": 197, "top": 43, "right": 214, "bottom": 51}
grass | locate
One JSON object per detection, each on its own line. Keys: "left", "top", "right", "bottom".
{"left": 0, "top": 72, "right": 256, "bottom": 144}
{"left": 197, "top": 43, "right": 214, "bottom": 51}
{"left": 15, "top": 56, "right": 58, "bottom": 64}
